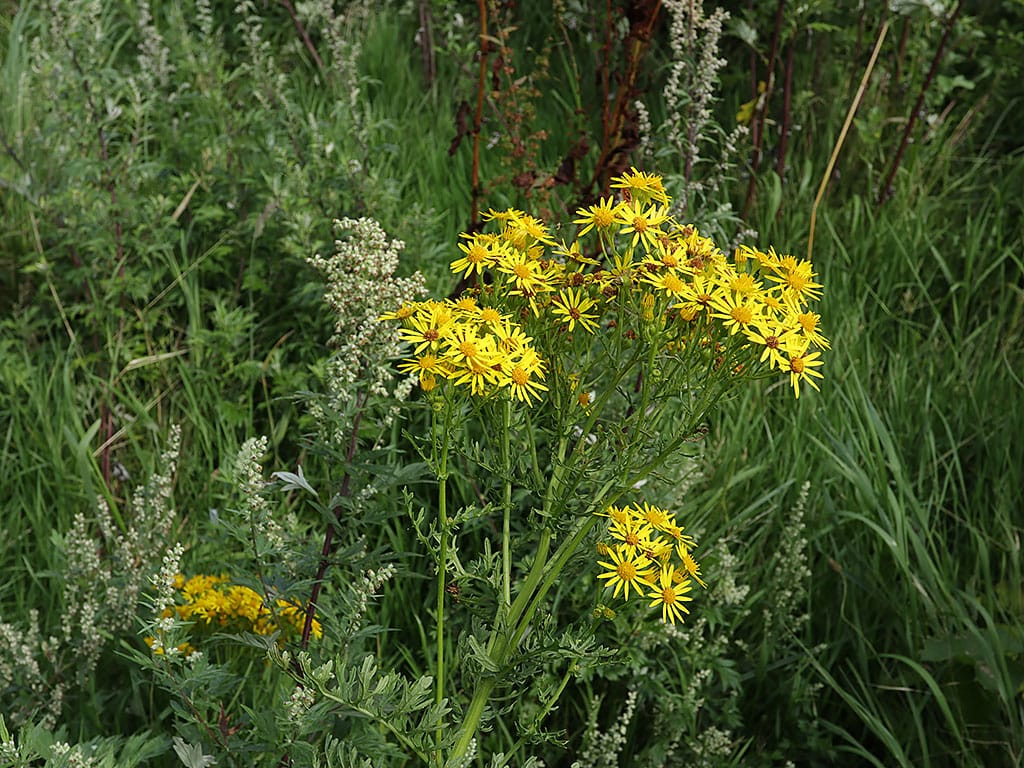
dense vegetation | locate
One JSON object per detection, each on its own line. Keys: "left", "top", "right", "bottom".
{"left": 1, "top": 1, "right": 1021, "bottom": 766}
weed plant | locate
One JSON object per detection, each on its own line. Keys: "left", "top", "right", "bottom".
{"left": 1, "top": 1, "right": 1021, "bottom": 766}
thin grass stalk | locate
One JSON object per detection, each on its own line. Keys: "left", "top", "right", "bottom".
{"left": 808, "top": 20, "right": 889, "bottom": 262}
{"left": 878, "top": 0, "right": 964, "bottom": 205}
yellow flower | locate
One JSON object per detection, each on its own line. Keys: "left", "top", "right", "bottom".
{"left": 647, "top": 565, "right": 693, "bottom": 624}
{"left": 790, "top": 310, "right": 831, "bottom": 350}
{"left": 451, "top": 235, "right": 500, "bottom": 278}
{"left": 769, "top": 258, "right": 823, "bottom": 306}
{"left": 610, "top": 167, "right": 670, "bottom": 206}
{"left": 399, "top": 311, "right": 452, "bottom": 355}
{"left": 550, "top": 288, "right": 600, "bottom": 333}
{"left": 497, "top": 250, "right": 552, "bottom": 295}
{"left": 608, "top": 515, "right": 656, "bottom": 557}
{"left": 596, "top": 544, "right": 655, "bottom": 601}
{"left": 677, "top": 544, "right": 708, "bottom": 589}
{"left": 502, "top": 347, "right": 548, "bottom": 405}
{"left": 615, "top": 201, "right": 670, "bottom": 253}
{"left": 710, "top": 291, "right": 762, "bottom": 335}
{"left": 785, "top": 349, "right": 825, "bottom": 398}
{"left": 643, "top": 270, "right": 688, "bottom": 300}
{"left": 573, "top": 196, "right": 619, "bottom": 237}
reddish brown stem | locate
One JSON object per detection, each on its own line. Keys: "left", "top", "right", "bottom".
{"left": 878, "top": 0, "right": 963, "bottom": 205}
{"left": 586, "top": 0, "right": 662, "bottom": 196}
{"left": 300, "top": 391, "right": 368, "bottom": 650}
{"left": 776, "top": 33, "right": 795, "bottom": 181}
{"left": 742, "top": 0, "right": 785, "bottom": 219}
{"left": 469, "top": 0, "right": 490, "bottom": 230}
{"left": 280, "top": 0, "right": 324, "bottom": 72}
{"left": 418, "top": 0, "right": 436, "bottom": 86}
{"left": 57, "top": 14, "right": 123, "bottom": 487}
{"left": 894, "top": 16, "right": 910, "bottom": 88}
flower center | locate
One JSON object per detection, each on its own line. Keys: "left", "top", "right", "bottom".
{"left": 798, "top": 312, "right": 818, "bottom": 332}
{"left": 731, "top": 305, "right": 753, "bottom": 324}
{"left": 661, "top": 587, "right": 676, "bottom": 604}
{"left": 790, "top": 357, "right": 806, "bottom": 373}
{"left": 664, "top": 274, "right": 684, "bottom": 293}
{"left": 617, "top": 562, "right": 637, "bottom": 581}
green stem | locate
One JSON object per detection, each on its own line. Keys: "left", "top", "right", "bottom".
{"left": 490, "top": 661, "right": 577, "bottom": 768}
{"left": 434, "top": 408, "right": 451, "bottom": 765}
{"left": 450, "top": 435, "right": 568, "bottom": 760}
{"left": 501, "top": 399, "right": 512, "bottom": 608}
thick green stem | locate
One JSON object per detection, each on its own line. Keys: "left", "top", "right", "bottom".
{"left": 501, "top": 399, "right": 512, "bottom": 608}
{"left": 434, "top": 410, "right": 451, "bottom": 765}
{"left": 449, "top": 435, "right": 568, "bottom": 760}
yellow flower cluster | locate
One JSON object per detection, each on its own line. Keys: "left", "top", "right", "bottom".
{"left": 380, "top": 296, "right": 548, "bottom": 403}
{"left": 595, "top": 502, "right": 707, "bottom": 625}
{"left": 383, "top": 168, "right": 826, "bottom": 401}
{"left": 147, "top": 574, "right": 321, "bottom": 653}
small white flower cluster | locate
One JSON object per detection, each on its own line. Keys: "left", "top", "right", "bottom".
{"left": 658, "top": 0, "right": 750, "bottom": 237}
{"left": 763, "top": 481, "right": 813, "bottom": 643}
{"left": 663, "top": 0, "right": 729, "bottom": 171}
{"left": 0, "top": 610, "right": 64, "bottom": 729}
{"left": 692, "top": 725, "right": 735, "bottom": 768}
{"left": 135, "top": 0, "right": 173, "bottom": 92}
{"left": 147, "top": 542, "right": 186, "bottom": 658}
{"left": 235, "top": 0, "right": 288, "bottom": 111}
{"left": 306, "top": 217, "right": 426, "bottom": 439}
{"left": 577, "top": 688, "right": 639, "bottom": 768}
{"left": 51, "top": 741, "right": 99, "bottom": 768}
{"left": 56, "top": 426, "right": 181, "bottom": 693}
{"left": 306, "top": 0, "right": 369, "bottom": 112}
{"left": 340, "top": 564, "right": 398, "bottom": 652}
{"left": 286, "top": 682, "right": 316, "bottom": 723}
{"left": 233, "top": 436, "right": 288, "bottom": 552}
{"left": 711, "top": 545, "right": 750, "bottom": 608}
